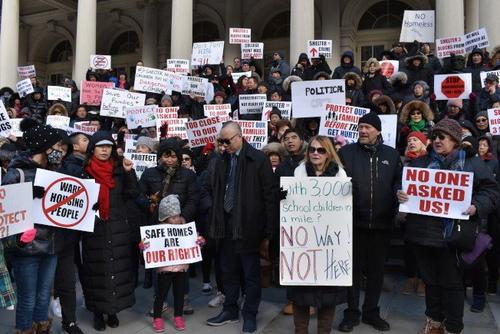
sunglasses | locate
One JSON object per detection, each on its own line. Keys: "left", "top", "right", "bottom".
{"left": 476, "top": 118, "right": 488, "bottom": 123}
{"left": 308, "top": 146, "right": 327, "bottom": 154}
{"left": 431, "top": 133, "right": 447, "bottom": 141}
{"left": 217, "top": 134, "right": 239, "bottom": 146}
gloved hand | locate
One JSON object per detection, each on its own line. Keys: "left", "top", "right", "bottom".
{"left": 33, "top": 186, "right": 45, "bottom": 199}
{"left": 138, "top": 239, "right": 150, "bottom": 251}
{"left": 20, "top": 228, "right": 37, "bottom": 244}
{"left": 196, "top": 235, "right": 206, "bottom": 247}
{"left": 92, "top": 202, "right": 99, "bottom": 211}
{"left": 279, "top": 187, "right": 288, "bottom": 200}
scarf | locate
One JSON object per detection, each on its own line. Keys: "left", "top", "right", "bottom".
{"left": 408, "top": 119, "right": 426, "bottom": 132}
{"left": 405, "top": 149, "right": 426, "bottom": 161}
{"left": 305, "top": 161, "right": 339, "bottom": 177}
{"left": 480, "top": 152, "right": 493, "bottom": 161}
{"left": 118, "top": 79, "right": 127, "bottom": 89}
{"left": 85, "top": 156, "right": 115, "bottom": 220}
{"left": 161, "top": 165, "right": 178, "bottom": 197}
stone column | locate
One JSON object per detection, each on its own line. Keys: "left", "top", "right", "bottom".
{"left": 290, "top": 0, "right": 314, "bottom": 64}
{"left": 0, "top": 0, "right": 20, "bottom": 88}
{"left": 73, "top": 0, "right": 96, "bottom": 85}
{"left": 170, "top": 0, "right": 192, "bottom": 59}
{"left": 18, "top": 23, "right": 31, "bottom": 66}
{"left": 224, "top": 0, "right": 242, "bottom": 65}
{"left": 142, "top": 0, "right": 158, "bottom": 67}
{"left": 465, "top": 0, "right": 479, "bottom": 32}
{"left": 479, "top": 0, "right": 499, "bottom": 52}
{"left": 321, "top": 0, "right": 340, "bottom": 65}
{"left": 436, "top": 0, "right": 464, "bottom": 39}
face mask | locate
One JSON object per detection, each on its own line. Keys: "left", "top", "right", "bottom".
{"left": 47, "top": 149, "right": 63, "bottom": 164}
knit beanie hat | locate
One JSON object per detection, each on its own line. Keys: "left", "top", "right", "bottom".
{"left": 158, "top": 194, "right": 181, "bottom": 221}
{"left": 21, "top": 118, "right": 62, "bottom": 154}
{"left": 358, "top": 112, "right": 382, "bottom": 131}
{"left": 407, "top": 131, "right": 428, "bottom": 145}
{"left": 136, "top": 136, "right": 158, "bottom": 152}
{"left": 431, "top": 119, "right": 462, "bottom": 143}
{"left": 474, "top": 110, "right": 488, "bottom": 120}
{"left": 161, "top": 94, "right": 172, "bottom": 105}
{"left": 447, "top": 99, "right": 463, "bottom": 109}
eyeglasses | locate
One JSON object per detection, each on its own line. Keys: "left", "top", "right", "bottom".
{"left": 431, "top": 133, "right": 447, "bottom": 141}
{"left": 217, "top": 134, "right": 239, "bottom": 146}
{"left": 476, "top": 118, "right": 488, "bottom": 123}
{"left": 308, "top": 146, "right": 327, "bottom": 154}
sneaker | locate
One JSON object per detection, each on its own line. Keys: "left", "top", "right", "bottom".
{"left": 152, "top": 318, "right": 165, "bottom": 333}
{"left": 50, "top": 297, "right": 62, "bottom": 318}
{"left": 338, "top": 317, "right": 360, "bottom": 332}
{"left": 183, "top": 295, "right": 194, "bottom": 315}
{"left": 149, "top": 302, "right": 169, "bottom": 317}
{"left": 174, "top": 316, "right": 186, "bottom": 331}
{"left": 62, "top": 322, "right": 84, "bottom": 334}
{"left": 202, "top": 283, "right": 213, "bottom": 295}
{"left": 208, "top": 292, "right": 225, "bottom": 307}
{"left": 362, "top": 315, "right": 390, "bottom": 331}
{"left": 420, "top": 317, "right": 443, "bottom": 334}
{"left": 207, "top": 311, "right": 239, "bottom": 326}
{"left": 242, "top": 318, "right": 257, "bottom": 333}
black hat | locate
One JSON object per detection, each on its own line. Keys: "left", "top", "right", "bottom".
{"left": 21, "top": 118, "right": 62, "bottom": 154}
{"left": 157, "top": 138, "right": 182, "bottom": 161}
{"left": 86, "top": 130, "right": 116, "bottom": 156}
{"left": 485, "top": 73, "right": 499, "bottom": 83}
{"left": 270, "top": 107, "right": 282, "bottom": 119}
{"left": 358, "top": 112, "right": 382, "bottom": 131}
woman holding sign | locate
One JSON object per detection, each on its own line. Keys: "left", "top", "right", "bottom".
{"left": 291, "top": 135, "right": 347, "bottom": 334}
{"left": 397, "top": 119, "right": 499, "bottom": 334}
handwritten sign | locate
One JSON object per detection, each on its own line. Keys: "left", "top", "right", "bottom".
{"left": 191, "top": 41, "right": 225, "bottom": 66}
{"left": 229, "top": 28, "right": 251, "bottom": 44}
{"left": 166, "top": 59, "right": 190, "bottom": 75}
{"left": 280, "top": 177, "right": 353, "bottom": 286}
{"left": 399, "top": 167, "right": 473, "bottom": 219}
{"left": 90, "top": 55, "right": 111, "bottom": 70}
{"left": 0, "top": 182, "right": 33, "bottom": 238}
{"left": 46, "top": 115, "right": 70, "bottom": 130}
{"left": 100, "top": 89, "right": 146, "bottom": 118}
{"left": 47, "top": 86, "right": 72, "bottom": 102}
{"left": 73, "top": 121, "right": 98, "bottom": 135}
{"left": 307, "top": 40, "right": 332, "bottom": 59}
{"left": 436, "top": 35, "right": 466, "bottom": 59}
{"left": 181, "top": 76, "right": 208, "bottom": 97}
{"left": 7, "top": 118, "right": 22, "bottom": 137}
{"left": 241, "top": 43, "right": 264, "bottom": 59}
{"left": 124, "top": 152, "right": 156, "bottom": 179}
{"left": 185, "top": 117, "right": 222, "bottom": 148}
{"left": 156, "top": 107, "right": 188, "bottom": 140}
{"left": 399, "top": 10, "right": 435, "bottom": 43}
{"left": 319, "top": 104, "right": 370, "bottom": 142}
{"left": 236, "top": 120, "right": 268, "bottom": 149}
{"left": 434, "top": 73, "right": 472, "bottom": 100}
{"left": 464, "top": 28, "right": 489, "bottom": 53}
{"left": 140, "top": 222, "right": 202, "bottom": 268}
{"left": 231, "top": 71, "right": 252, "bottom": 84}
{"left": 262, "top": 101, "right": 292, "bottom": 121}
{"left": 291, "top": 80, "right": 346, "bottom": 118}
{"left": 125, "top": 105, "right": 157, "bottom": 129}
{"left": 16, "top": 78, "right": 34, "bottom": 98}
{"left": 487, "top": 108, "right": 500, "bottom": 135}
{"left": 134, "top": 66, "right": 169, "bottom": 94}
{"left": 204, "top": 104, "right": 232, "bottom": 121}
{"left": 17, "top": 65, "right": 36, "bottom": 79}
{"left": 239, "top": 94, "right": 267, "bottom": 114}
{"left": 80, "top": 81, "right": 113, "bottom": 106}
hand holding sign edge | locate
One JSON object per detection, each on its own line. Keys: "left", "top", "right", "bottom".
{"left": 397, "top": 189, "right": 409, "bottom": 203}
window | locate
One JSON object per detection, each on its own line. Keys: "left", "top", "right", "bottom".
{"left": 110, "top": 31, "right": 140, "bottom": 55}
{"left": 360, "top": 45, "right": 385, "bottom": 68}
{"left": 49, "top": 40, "right": 72, "bottom": 63}
{"left": 358, "top": 0, "right": 411, "bottom": 30}
{"left": 193, "top": 21, "right": 219, "bottom": 43}
{"left": 262, "top": 12, "right": 290, "bottom": 39}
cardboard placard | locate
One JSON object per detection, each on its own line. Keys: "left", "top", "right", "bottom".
{"left": 46, "top": 115, "right": 70, "bottom": 130}
{"left": 166, "top": 59, "right": 190, "bottom": 75}
{"left": 307, "top": 40, "right": 332, "bottom": 59}
{"left": 487, "top": 108, "right": 500, "bottom": 135}
{"left": 262, "top": 101, "right": 292, "bottom": 121}
{"left": 229, "top": 28, "right": 251, "bottom": 44}
{"left": 0, "top": 101, "right": 13, "bottom": 138}
{"left": 125, "top": 105, "right": 157, "bottom": 129}
{"left": 204, "top": 104, "right": 232, "bottom": 121}
{"left": 436, "top": 35, "right": 466, "bottom": 59}
{"left": 241, "top": 43, "right": 264, "bottom": 59}
{"left": 464, "top": 28, "right": 489, "bottom": 53}
{"left": 47, "top": 86, "right": 72, "bottom": 102}
{"left": 235, "top": 120, "right": 268, "bottom": 149}
{"left": 134, "top": 66, "right": 170, "bottom": 94}
{"left": 318, "top": 104, "right": 370, "bottom": 142}
{"left": 181, "top": 76, "right": 208, "bottom": 97}
{"left": 17, "top": 65, "right": 36, "bottom": 79}
{"left": 73, "top": 121, "right": 98, "bottom": 135}
{"left": 434, "top": 73, "right": 472, "bottom": 100}
{"left": 280, "top": 177, "right": 353, "bottom": 286}
{"left": 379, "top": 60, "right": 399, "bottom": 79}
{"left": 80, "top": 81, "right": 114, "bottom": 106}
{"left": 100, "top": 89, "right": 146, "bottom": 118}
{"left": 0, "top": 182, "right": 33, "bottom": 239}
{"left": 16, "top": 78, "right": 34, "bottom": 98}
{"left": 399, "top": 10, "right": 435, "bottom": 43}
{"left": 191, "top": 41, "right": 225, "bottom": 66}
{"left": 239, "top": 94, "right": 267, "bottom": 115}
{"left": 291, "top": 80, "right": 346, "bottom": 118}
{"left": 185, "top": 117, "right": 222, "bottom": 148}
{"left": 156, "top": 107, "right": 188, "bottom": 140}
{"left": 90, "top": 55, "right": 111, "bottom": 70}
{"left": 124, "top": 152, "right": 157, "bottom": 179}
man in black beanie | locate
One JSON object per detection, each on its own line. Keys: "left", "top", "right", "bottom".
{"left": 337, "top": 112, "right": 402, "bottom": 332}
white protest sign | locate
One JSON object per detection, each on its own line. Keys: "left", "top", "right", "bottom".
{"left": 380, "top": 60, "right": 399, "bottom": 79}
{"left": 307, "top": 40, "right": 332, "bottom": 59}
{"left": 399, "top": 10, "right": 435, "bottom": 43}
{"left": 134, "top": 66, "right": 169, "bottom": 94}
{"left": 17, "top": 65, "right": 36, "bottom": 79}
{"left": 90, "top": 55, "right": 111, "bottom": 70}
{"left": 239, "top": 94, "right": 267, "bottom": 115}
{"left": 124, "top": 152, "right": 157, "bottom": 179}
{"left": 33, "top": 169, "right": 100, "bottom": 232}
{"left": 80, "top": 81, "right": 114, "bottom": 106}
{"left": 436, "top": 35, "right": 466, "bottom": 59}
{"left": 16, "top": 78, "right": 34, "bottom": 98}
{"left": 204, "top": 104, "right": 232, "bottom": 121}
{"left": 434, "top": 73, "right": 472, "bottom": 100}
{"left": 46, "top": 115, "right": 70, "bottom": 130}
{"left": 292, "top": 80, "right": 346, "bottom": 118}
{"left": 480, "top": 70, "right": 500, "bottom": 88}
{"left": 191, "top": 41, "right": 225, "bottom": 66}
{"left": 280, "top": 177, "right": 353, "bottom": 286}
{"left": 140, "top": 222, "right": 202, "bottom": 269}
{"left": 0, "top": 101, "right": 12, "bottom": 138}
{"left": 125, "top": 105, "right": 157, "bottom": 129}
{"left": 262, "top": 101, "right": 292, "bottom": 121}
{"left": 166, "top": 59, "right": 190, "bottom": 75}
{"left": 236, "top": 120, "right": 268, "bottom": 149}
{"left": 156, "top": 107, "right": 188, "bottom": 140}
{"left": 7, "top": 118, "right": 23, "bottom": 137}
{"left": 73, "top": 121, "right": 98, "bottom": 135}
{"left": 47, "top": 86, "right": 72, "bottom": 102}
{"left": 464, "top": 28, "right": 489, "bottom": 53}
{"left": 229, "top": 28, "right": 251, "bottom": 44}
{"left": 185, "top": 117, "right": 222, "bottom": 148}
{"left": 487, "top": 108, "right": 500, "bottom": 135}
{"left": 181, "top": 76, "right": 208, "bottom": 97}
{"left": 231, "top": 71, "right": 252, "bottom": 84}
{"left": 0, "top": 182, "right": 33, "bottom": 239}
{"left": 379, "top": 114, "right": 398, "bottom": 148}
{"left": 124, "top": 138, "right": 138, "bottom": 154}
{"left": 399, "top": 167, "right": 473, "bottom": 220}
{"left": 100, "top": 89, "right": 146, "bottom": 118}
{"left": 318, "top": 104, "right": 369, "bottom": 143}
{"left": 241, "top": 43, "right": 264, "bottom": 59}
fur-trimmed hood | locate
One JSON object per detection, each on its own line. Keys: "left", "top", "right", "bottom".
{"left": 262, "top": 142, "right": 287, "bottom": 160}
{"left": 374, "top": 95, "right": 397, "bottom": 114}
{"left": 363, "top": 57, "right": 381, "bottom": 73}
{"left": 400, "top": 99, "right": 434, "bottom": 123}
{"left": 344, "top": 72, "right": 363, "bottom": 89}
{"left": 405, "top": 54, "right": 428, "bottom": 67}
{"left": 282, "top": 75, "right": 303, "bottom": 92}
{"left": 410, "top": 80, "right": 430, "bottom": 97}
{"left": 313, "top": 71, "right": 331, "bottom": 80}
{"left": 389, "top": 71, "right": 408, "bottom": 86}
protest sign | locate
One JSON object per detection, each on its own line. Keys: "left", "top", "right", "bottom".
{"left": 379, "top": 114, "right": 398, "bottom": 148}
{"left": 236, "top": 121, "right": 268, "bottom": 149}
{"left": 307, "top": 40, "right": 332, "bottom": 59}
{"left": 231, "top": 71, "right": 252, "bottom": 84}
{"left": 156, "top": 107, "right": 188, "bottom": 140}
{"left": 464, "top": 28, "right": 489, "bottom": 53}
{"left": 47, "top": 86, "right": 72, "bottom": 102}
{"left": 181, "top": 76, "right": 208, "bottom": 97}
{"left": 100, "top": 88, "right": 146, "bottom": 118}
{"left": 140, "top": 222, "right": 202, "bottom": 269}
{"left": 0, "top": 101, "right": 13, "bottom": 138}
{"left": 291, "top": 80, "right": 346, "bottom": 118}
{"left": 436, "top": 35, "right": 466, "bottom": 59}
{"left": 33, "top": 169, "right": 100, "bottom": 232}
{"left": 399, "top": 167, "right": 473, "bottom": 219}
{"left": 380, "top": 60, "right": 399, "bottom": 79}
{"left": 204, "top": 104, "right": 232, "bottom": 121}
{"left": 7, "top": 118, "right": 22, "bottom": 137}
{"left": 156, "top": 106, "right": 179, "bottom": 127}
{"left": 480, "top": 70, "right": 500, "bottom": 88}
{"left": 318, "top": 104, "right": 369, "bottom": 142}
{"left": 241, "top": 43, "right": 264, "bottom": 59}
{"left": 73, "top": 121, "right": 98, "bottom": 135}
{"left": 46, "top": 115, "right": 70, "bottom": 130}
{"left": 80, "top": 81, "right": 113, "bottom": 105}
{"left": 185, "top": 117, "right": 222, "bottom": 148}
{"left": 124, "top": 153, "right": 157, "bottom": 179}
{"left": 17, "top": 65, "right": 36, "bottom": 79}
{"left": 134, "top": 66, "right": 169, "bottom": 94}
{"left": 16, "top": 78, "right": 34, "bottom": 98}
{"left": 191, "top": 41, "right": 225, "bottom": 66}
{"left": 125, "top": 105, "right": 157, "bottom": 129}
{"left": 487, "top": 108, "right": 500, "bottom": 135}
{"left": 166, "top": 59, "right": 190, "bottom": 75}
{"left": 90, "top": 55, "right": 111, "bottom": 70}
{"left": 280, "top": 176, "right": 353, "bottom": 286}
{"left": 124, "top": 138, "right": 138, "bottom": 154}
{"left": 434, "top": 73, "right": 472, "bottom": 100}
{"left": 399, "top": 10, "right": 435, "bottom": 43}
{"left": 0, "top": 182, "right": 33, "bottom": 239}
{"left": 262, "top": 101, "right": 292, "bottom": 121}
{"left": 229, "top": 28, "right": 251, "bottom": 44}
{"left": 239, "top": 94, "right": 267, "bottom": 115}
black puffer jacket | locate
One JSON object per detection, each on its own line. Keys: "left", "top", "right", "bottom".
{"left": 339, "top": 141, "right": 402, "bottom": 229}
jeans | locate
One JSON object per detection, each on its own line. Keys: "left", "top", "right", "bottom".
{"left": 12, "top": 255, "right": 58, "bottom": 331}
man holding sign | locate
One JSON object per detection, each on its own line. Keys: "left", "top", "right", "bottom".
{"left": 397, "top": 119, "right": 499, "bottom": 334}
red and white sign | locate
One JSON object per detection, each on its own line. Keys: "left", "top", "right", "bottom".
{"left": 229, "top": 28, "right": 251, "bottom": 44}
{"left": 434, "top": 73, "right": 472, "bottom": 100}
{"left": 125, "top": 105, "right": 157, "bottom": 129}
{"left": 241, "top": 43, "right": 264, "bottom": 59}
{"left": 0, "top": 182, "right": 33, "bottom": 239}
{"left": 33, "top": 169, "right": 100, "bottom": 232}
{"left": 399, "top": 167, "right": 473, "bottom": 220}
{"left": 262, "top": 101, "right": 292, "bottom": 120}
{"left": 100, "top": 88, "right": 146, "bottom": 118}
{"left": 487, "top": 108, "right": 500, "bottom": 135}
{"left": 204, "top": 104, "right": 232, "bottom": 121}
{"left": 73, "top": 121, "right": 98, "bottom": 135}
{"left": 156, "top": 107, "right": 188, "bottom": 140}
{"left": 80, "top": 81, "right": 113, "bottom": 106}
{"left": 17, "top": 65, "right": 36, "bottom": 79}
{"left": 380, "top": 61, "right": 399, "bottom": 79}
{"left": 435, "top": 35, "right": 466, "bottom": 59}
{"left": 319, "top": 104, "right": 370, "bottom": 143}
{"left": 90, "top": 55, "right": 111, "bottom": 70}
{"left": 166, "top": 59, "right": 190, "bottom": 75}
{"left": 191, "top": 41, "right": 225, "bottom": 66}
{"left": 236, "top": 120, "right": 267, "bottom": 150}
{"left": 307, "top": 40, "right": 332, "bottom": 59}
{"left": 185, "top": 117, "right": 222, "bottom": 148}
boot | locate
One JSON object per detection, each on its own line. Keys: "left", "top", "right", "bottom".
{"left": 317, "top": 306, "right": 335, "bottom": 334}
{"left": 419, "top": 317, "right": 444, "bottom": 334}
{"left": 293, "top": 304, "right": 310, "bottom": 334}
{"left": 35, "top": 319, "right": 52, "bottom": 334}
{"left": 14, "top": 324, "right": 36, "bottom": 334}
{"left": 402, "top": 277, "right": 416, "bottom": 295}
{"left": 282, "top": 300, "right": 294, "bottom": 315}
{"left": 416, "top": 279, "right": 426, "bottom": 297}
{"left": 470, "top": 293, "right": 486, "bottom": 313}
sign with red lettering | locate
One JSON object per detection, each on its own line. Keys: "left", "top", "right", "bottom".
{"left": 33, "top": 169, "right": 100, "bottom": 232}
{"left": 80, "top": 81, "right": 114, "bottom": 106}
{"left": 280, "top": 177, "right": 353, "bottom": 286}
{"left": 434, "top": 73, "right": 472, "bottom": 100}
{"left": 156, "top": 107, "right": 188, "bottom": 140}
{"left": 380, "top": 60, "right": 399, "bottom": 78}
{"left": 229, "top": 28, "right": 251, "bottom": 44}
{"left": 140, "top": 222, "right": 202, "bottom": 268}
{"left": 307, "top": 40, "right": 332, "bottom": 59}
{"left": 318, "top": 104, "right": 370, "bottom": 142}
{"left": 235, "top": 120, "right": 267, "bottom": 149}
{"left": 0, "top": 182, "right": 33, "bottom": 239}
{"left": 204, "top": 104, "right": 232, "bottom": 121}
{"left": 90, "top": 55, "right": 111, "bottom": 70}
{"left": 435, "top": 35, "right": 466, "bottom": 59}
{"left": 399, "top": 167, "right": 474, "bottom": 219}
{"left": 185, "top": 117, "right": 222, "bottom": 148}
{"left": 487, "top": 108, "right": 500, "bottom": 135}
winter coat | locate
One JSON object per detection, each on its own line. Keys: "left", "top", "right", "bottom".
{"left": 404, "top": 80, "right": 431, "bottom": 105}
{"left": 303, "top": 60, "right": 332, "bottom": 81}
{"left": 464, "top": 49, "right": 488, "bottom": 93}
{"left": 362, "top": 72, "right": 392, "bottom": 97}
{"left": 269, "top": 59, "right": 290, "bottom": 80}
{"left": 423, "top": 53, "right": 442, "bottom": 73}
{"left": 477, "top": 86, "right": 500, "bottom": 112}
{"left": 389, "top": 72, "right": 411, "bottom": 101}
{"left": 344, "top": 72, "right": 366, "bottom": 107}
{"left": 339, "top": 141, "right": 402, "bottom": 229}
{"left": 404, "top": 153, "right": 499, "bottom": 248}
{"left": 275, "top": 145, "right": 306, "bottom": 177}
{"left": 403, "top": 54, "right": 435, "bottom": 92}
{"left": 332, "top": 51, "right": 361, "bottom": 79}
{"left": 399, "top": 100, "right": 435, "bottom": 134}
{"left": 374, "top": 95, "right": 397, "bottom": 115}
